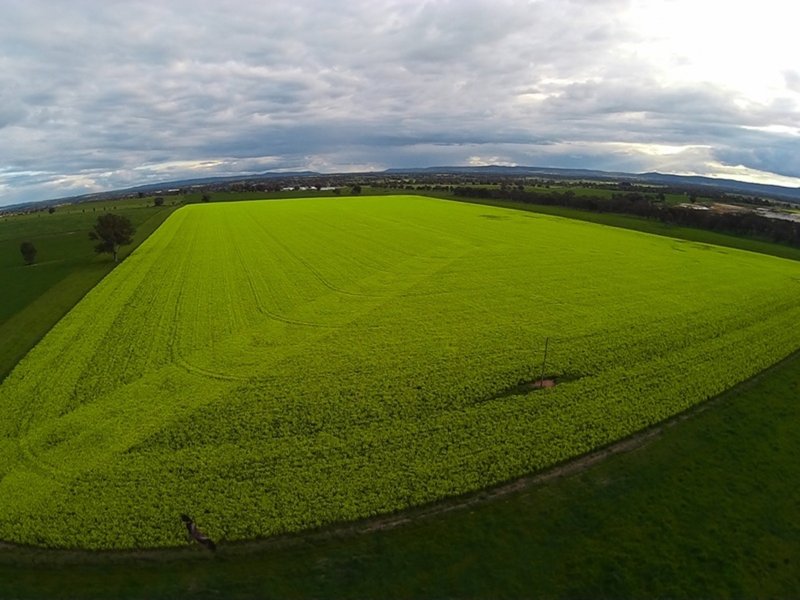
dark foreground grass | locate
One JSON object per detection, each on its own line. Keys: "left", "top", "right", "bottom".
{"left": 1, "top": 349, "right": 798, "bottom": 599}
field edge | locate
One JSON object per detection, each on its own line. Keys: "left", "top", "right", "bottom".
{"left": 2, "top": 342, "right": 798, "bottom": 564}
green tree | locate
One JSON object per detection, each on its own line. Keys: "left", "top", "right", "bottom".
{"left": 19, "top": 241, "right": 37, "bottom": 265}
{"left": 154, "top": 197, "right": 164, "bottom": 207}
{"left": 89, "top": 213, "right": 135, "bottom": 262}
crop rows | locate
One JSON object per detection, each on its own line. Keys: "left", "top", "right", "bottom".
{"left": 0, "top": 195, "right": 798, "bottom": 549}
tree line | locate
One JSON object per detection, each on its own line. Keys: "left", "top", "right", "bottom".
{"left": 452, "top": 187, "right": 800, "bottom": 248}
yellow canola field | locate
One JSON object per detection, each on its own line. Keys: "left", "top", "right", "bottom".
{"left": 0, "top": 195, "right": 798, "bottom": 549}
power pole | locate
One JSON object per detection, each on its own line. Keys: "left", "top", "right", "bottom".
{"left": 539, "top": 337, "right": 549, "bottom": 385}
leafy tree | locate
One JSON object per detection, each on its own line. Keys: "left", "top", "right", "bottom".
{"left": 154, "top": 197, "right": 164, "bottom": 207}
{"left": 19, "top": 241, "right": 37, "bottom": 265}
{"left": 89, "top": 213, "right": 135, "bottom": 262}
{"left": 350, "top": 184, "right": 362, "bottom": 195}
{"left": 201, "top": 193, "right": 212, "bottom": 203}
{"left": 48, "top": 206, "right": 56, "bottom": 214}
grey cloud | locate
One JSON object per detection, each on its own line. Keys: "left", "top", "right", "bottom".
{"left": 0, "top": 104, "right": 27, "bottom": 129}
{"left": 1, "top": 0, "right": 799, "bottom": 206}
{"left": 713, "top": 133, "right": 800, "bottom": 179}
{"left": 539, "top": 80, "right": 742, "bottom": 127}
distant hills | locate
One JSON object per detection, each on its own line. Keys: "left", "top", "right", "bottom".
{"left": 4, "top": 166, "right": 800, "bottom": 212}
{"left": 386, "top": 166, "right": 800, "bottom": 202}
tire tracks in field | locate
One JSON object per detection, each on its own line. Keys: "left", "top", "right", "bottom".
{"left": 249, "top": 212, "right": 383, "bottom": 299}
{"left": 229, "top": 234, "right": 343, "bottom": 330}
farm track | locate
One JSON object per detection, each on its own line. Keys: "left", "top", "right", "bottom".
{"left": 1, "top": 343, "right": 797, "bottom": 564}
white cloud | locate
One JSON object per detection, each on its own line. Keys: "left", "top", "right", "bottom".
{"left": 467, "top": 156, "right": 518, "bottom": 167}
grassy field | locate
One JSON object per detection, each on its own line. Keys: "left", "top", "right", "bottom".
{"left": 443, "top": 194, "right": 800, "bottom": 262}
{"left": 0, "top": 198, "right": 180, "bottom": 381}
{"left": 1, "top": 195, "right": 798, "bottom": 550}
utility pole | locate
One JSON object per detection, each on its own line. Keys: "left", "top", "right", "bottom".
{"left": 539, "top": 337, "right": 549, "bottom": 385}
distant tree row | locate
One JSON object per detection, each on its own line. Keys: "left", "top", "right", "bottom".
{"left": 452, "top": 187, "right": 800, "bottom": 247}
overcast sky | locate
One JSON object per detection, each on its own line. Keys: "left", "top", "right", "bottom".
{"left": 2, "top": 0, "right": 800, "bottom": 206}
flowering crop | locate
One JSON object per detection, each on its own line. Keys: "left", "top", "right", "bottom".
{"left": 0, "top": 195, "right": 798, "bottom": 549}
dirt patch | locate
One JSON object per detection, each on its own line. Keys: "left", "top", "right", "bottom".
{"left": 529, "top": 378, "right": 556, "bottom": 389}
{"left": 490, "top": 377, "right": 566, "bottom": 400}
{"left": 710, "top": 202, "right": 750, "bottom": 214}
